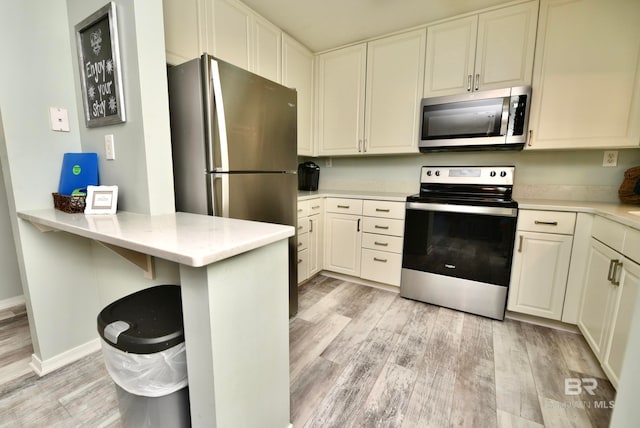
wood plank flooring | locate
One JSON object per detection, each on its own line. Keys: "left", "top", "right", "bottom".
{"left": 292, "top": 275, "right": 615, "bottom": 428}
{"left": 0, "top": 275, "right": 615, "bottom": 427}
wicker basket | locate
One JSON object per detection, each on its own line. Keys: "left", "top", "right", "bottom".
{"left": 618, "top": 166, "right": 640, "bottom": 204}
{"left": 52, "top": 192, "right": 86, "bottom": 213}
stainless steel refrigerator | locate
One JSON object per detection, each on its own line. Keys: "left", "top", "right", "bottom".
{"left": 167, "top": 54, "right": 299, "bottom": 316}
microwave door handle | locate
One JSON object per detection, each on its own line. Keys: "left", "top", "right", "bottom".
{"left": 500, "top": 98, "right": 510, "bottom": 136}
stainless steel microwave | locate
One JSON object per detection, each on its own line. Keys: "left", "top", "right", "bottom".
{"left": 419, "top": 86, "right": 531, "bottom": 152}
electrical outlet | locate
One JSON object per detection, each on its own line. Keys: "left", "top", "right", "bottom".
{"left": 325, "top": 157, "right": 332, "bottom": 168}
{"left": 603, "top": 150, "right": 618, "bottom": 167}
{"left": 105, "top": 134, "right": 115, "bottom": 160}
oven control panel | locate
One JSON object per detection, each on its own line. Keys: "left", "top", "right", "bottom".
{"left": 420, "top": 166, "right": 514, "bottom": 185}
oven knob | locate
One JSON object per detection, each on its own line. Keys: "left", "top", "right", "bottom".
{"left": 490, "top": 171, "right": 497, "bottom": 177}
{"left": 500, "top": 171, "right": 507, "bottom": 177}
{"left": 426, "top": 170, "right": 432, "bottom": 176}
{"left": 435, "top": 170, "right": 440, "bottom": 176}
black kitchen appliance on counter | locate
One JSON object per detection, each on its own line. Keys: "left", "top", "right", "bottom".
{"left": 298, "top": 162, "right": 320, "bottom": 191}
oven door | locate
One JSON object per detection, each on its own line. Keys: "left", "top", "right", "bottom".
{"left": 402, "top": 202, "right": 517, "bottom": 287}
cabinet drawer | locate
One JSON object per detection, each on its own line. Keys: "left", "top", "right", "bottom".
{"left": 297, "top": 232, "right": 309, "bottom": 251}
{"left": 623, "top": 227, "right": 640, "bottom": 263}
{"left": 592, "top": 216, "right": 626, "bottom": 253}
{"left": 517, "top": 210, "right": 576, "bottom": 234}
{"left": 362, "top": 217, "right": 404, "bottom": 236}
{"left": 297, "top": 200, "right": 310, "bottom": 217}
{"left": 308, "top": 198, "right": 324, "bottom": 216}
{"left": 362, "top": 233, "right": 403, "bottom": 253}
{"left": 361, "top": 249, "right": 402, "bottom": 286}
{"left": 297, "top": 248, "right": 309, "bottom": 283}
{"left": 363, "top": 200, "right": 405, "bottom": 219}
{"left": 325, "top": 198, "right": 363, "bottom": 215}
{"left": 297, "top": 219, "right": 309, "bottom": 234}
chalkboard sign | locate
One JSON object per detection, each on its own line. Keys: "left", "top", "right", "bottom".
{"left": 75, "top": 2, "right": 125, "bottom": 127}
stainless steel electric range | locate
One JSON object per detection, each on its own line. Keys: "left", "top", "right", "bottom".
{"left": 400, "top": 165, "right": 518, "bottom": 320}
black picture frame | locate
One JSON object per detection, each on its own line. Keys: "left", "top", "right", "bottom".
{"left": 75, "top": 2, "right": 126, "bottom": 128}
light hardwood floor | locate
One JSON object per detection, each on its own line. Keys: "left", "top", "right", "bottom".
{"left": 0, "top": 275, "right": 614, "bottom": 427}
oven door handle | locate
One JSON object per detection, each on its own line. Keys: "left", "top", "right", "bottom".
{"left": 405, "top": 202, "right": 518, "bottom": 217}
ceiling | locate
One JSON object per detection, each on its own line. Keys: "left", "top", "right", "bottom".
{"left": 242, "top": 0, "right": 516, "bottom": 52}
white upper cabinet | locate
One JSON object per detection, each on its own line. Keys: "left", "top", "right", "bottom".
{"left": 317, "top": 29, "right": 426, "bottom": 156}
{"left": 527, "top": 0, "right": 640, "bottom": 150}
{"left": 162, "top": 0, "right": 212, "bottom": 65}
{"left": 424, "top": 1, "right": 538, "bottom": 97}
{"left": 364, "top": 30, "right": 426, "bottom": 154}
{"left": 212, "top": 0, "right": 282, "bottom": 82}
{"left": 282, "top": 34, "right": 314, "bottom": 156}
{"left": 316, "top": 44, "right": 368, "bottom": 156}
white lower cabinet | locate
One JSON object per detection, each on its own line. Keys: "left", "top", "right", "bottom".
{"left": 578, "top": 216, "right": 640, "bottom": 388}
{"left": 507, "top": 210, "right": 576, "bottom": 320}
{"left": 324, "top": 198, "right": 405, "bottom": 287}
{"left": 297, "top": 198, "right": 324, "bottom": 284}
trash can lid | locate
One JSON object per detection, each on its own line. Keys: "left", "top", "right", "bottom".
{"left": 97, "top": 285, "right": 184, "bottom": 354}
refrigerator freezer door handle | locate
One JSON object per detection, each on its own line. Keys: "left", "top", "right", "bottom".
{"left": 209, "top": 58, "right": 230, "bottom": 172}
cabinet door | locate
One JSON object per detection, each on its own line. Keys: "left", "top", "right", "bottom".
{"left": 604, "top": 258, "right": 640, "bottom": 388}
{"left": 474, "top": 1, "right": 537, "bottom": 91}
{"left": 578, "top": 239, "right": 619, "bottom": 358}
{"left": 253, "top": 16, "right": 281, "bottom": 82}
{"left": 324, "top": 213, "right": 362, "bottom": 276}
{"left": 423, "top": 16, "right": 477, "bottom": 97}
{"left": 308, "top": 214, "right": 324, "bottom": 277}
{"left": 316, "top": 44, "right": 367, "bottom": 155}
{"left": 163, "top": 0, "right": 210, "bottom": 65}
{"left": 282, "top": 34, "right": 314, "bottom": 156}
{"left": 297, "top": 248, "right": 309, "bottom": 284}
{"left": 213, "top": 0, "right": 252, "bottom": 70}
{"left": 507, "top": 231, "right": 573, "bottom": 320}
{"left": 527, "top": 0, "right": 640, "bottom": 149}
{"left": 364, "top": 29, "right": 425, "bottom": 154}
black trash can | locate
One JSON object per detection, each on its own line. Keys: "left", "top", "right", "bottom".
{"left": 97, "top": 285, "right": 190, "bottom": 428}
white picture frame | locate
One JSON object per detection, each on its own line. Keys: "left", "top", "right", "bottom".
{"left": 85, "top": 185, "right": 118, "bottom": 215}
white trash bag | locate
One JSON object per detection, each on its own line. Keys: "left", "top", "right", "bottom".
{"left": 101, "top": 339, "right": 188, "bottom": 397}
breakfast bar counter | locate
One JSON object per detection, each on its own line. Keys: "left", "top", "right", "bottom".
{"left": 17, "top": 209, "right": 294, "bottom": 428}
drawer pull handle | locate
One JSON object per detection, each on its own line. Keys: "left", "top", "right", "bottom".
{"left": 374, "top": 241, "right": 389, "bottom": 247}
{"left": 312, "top": 205, "right": 321, "bottom": 209}
{"left": 297, "top": 226, "right": 303, "bottom": 230}
{"left": 373, "top": 257, "right": 388, "bottom": 263}
{"left": 298, "top": 259, "right": 303, "bottom": 264}
{"left": 298, "top": 242, "right": 302, "bottom": 247}
{"left": 375, "top": 208, "right": 390, "bottom": 212}
{"left": 610, "top": 259, "right": 622, "bottom": 286}
{"left": 374, "top": 225, "right": 389, "bottom": 230}
{"left": 534, "top": 220, "right": 558, "bottom": 226}
{"left": 309, "top": 219, "right": 313, "bottom": 233}
{"left": 297, "top": 208, "right": 303, "bottom": 212}
{"left": 337, "top": 205, "right": 350, "bottom": 209}
{"left": 518, "top": 235, "right": 523, "bottom": 252}
{"left": 357, "top": 218, "right": 361, "bottom": 232}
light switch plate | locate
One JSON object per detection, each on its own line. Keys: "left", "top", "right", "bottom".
{"left": 603, "top": 150, "right": 618, "bottom": 167}
{"left": 49, "top": 107, "right": 70, "bottom": 132}
{"left": 105, "top": 134, "right": 115, "bottom": 160}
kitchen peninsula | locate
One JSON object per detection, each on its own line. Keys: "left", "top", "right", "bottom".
{"left": 17, "top": 209, "right": 294, "bottom": 428}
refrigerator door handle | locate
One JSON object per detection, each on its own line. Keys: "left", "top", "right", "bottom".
{"left": 208, "top": 58, "right": 230, "bottom": 172}
{"left": 207, "top": 173, "right": 229, "bottom": 217}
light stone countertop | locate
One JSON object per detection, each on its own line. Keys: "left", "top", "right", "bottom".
{"left": 298, "top": 189, "right": 409, "bottom": 202}
{"left": 298, "top": 190, "right": 640, "bottom": 230}
{"left": 17, "top": 209, "right": 294, "bottom": 267}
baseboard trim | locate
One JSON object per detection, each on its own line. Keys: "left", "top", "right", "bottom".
{"left": 319, "top": 271, "right": 400, "bottom": 294}
{"left": 0, "top": 295, "right": 25, "bottom": 312}
{"left": 505, "top": 310, "right": 580, "bottom": 333}
{"left": 30, "top": 338, "right": 102, "bottom": 377}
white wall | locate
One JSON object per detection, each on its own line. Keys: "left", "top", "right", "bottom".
{"left": 0, "top": 115, "right": 22, "bottom": 303}
{"left": 308, "top": 149, "right": 640, "bottom": 202}
{"left": 0, "top": 0, "right": 178, "bottom": 362}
